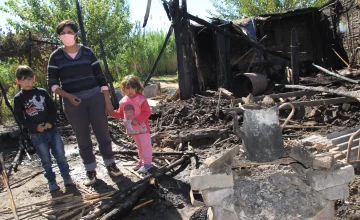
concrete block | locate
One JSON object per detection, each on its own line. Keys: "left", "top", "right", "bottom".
{"left": 291, "top": 163, "right": 310, "bottom": 176}
{"left": 207, "top": 206, "right": 238, "bottom": 220}
{"left": 204, "top": 146, "right": 240, "bottom": 173}
{"left": 190, "top": 172, "right": 234, "bottom": 190}
{"left": 319, "top": 184, "right": 350, "bottom": 200}
{"left": 307, "top": 162, "right": 355, "bottom": 191}
{"left": 144, "top": 83, "right": 161, "bottom": 98}
{"left": 312, "top": 201, "right": 335, "bottom": 220}
{"left": 201, "top": 188, "right": 234, "bottom": 207}
{"left": 313, "top": 155, "right": 334, "bottom": 170}
{"left": 189, "top": 189, "right": 204, "bottom": 207}
{"left": 289, "top": 144, "right": 314, "bottom": 168}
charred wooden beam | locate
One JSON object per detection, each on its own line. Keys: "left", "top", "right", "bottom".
{"left": 275, "top": 84, "right": 360, "bottom": 101}
{"left": 186, "top": 13, "right": 290, "bottom": 61}
{"left": 312, "top": 63, "right": 359, "bottom": 84}
{"left": 229, "top": 90, "right": 318, "bottom": 104}
{"left": 179, "top": 128, "right": 228, "bottom": 142}
{"left": 144, "top": 26, "right": 174, "bottom": 86}
{"left": 170, "top": 0, "right": 193, "bottom": 100}
{"left": 223, "top": 97, "right": 357, "bottom": 113}
{"left": 111, "top": 150, "right": 195, "bottom": 156}
{"left": 100, "top": 40, "right": 119, "bottom": 109}
{"left": 75, "top": 0, "right": 87, "bottom": 46}
{"left": 291, "top": 28, "right": 299, "bottom": 85}
{"left": 82, "top": 155, "right": 190, "bottom": 220}
{"left": 143, "top": 0, "right": 152, "bottom": 27}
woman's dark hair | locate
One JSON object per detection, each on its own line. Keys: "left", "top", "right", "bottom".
{"left": 56, "top": 19, "right": 78, "bottom": 35}
{"left": 15, "top": 65, "right": 34, "bottom": 80}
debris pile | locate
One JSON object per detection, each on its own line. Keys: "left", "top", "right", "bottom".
{"left": 189, "top": 140, "right": 355, "bottom": 220}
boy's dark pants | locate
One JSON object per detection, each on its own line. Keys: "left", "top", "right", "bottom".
{"left": 63, "top": 92, "right": 114, "bottom": 171}
{"left": 31, "top": 128, "right": 70, "bottom": 182}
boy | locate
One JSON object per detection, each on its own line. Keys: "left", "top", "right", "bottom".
{"left": 13, "top": 65, "right": 73, "bottom": 192}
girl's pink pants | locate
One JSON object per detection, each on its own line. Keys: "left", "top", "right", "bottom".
{"left": 131, "top": 133, "right": 152, "bottom": 165}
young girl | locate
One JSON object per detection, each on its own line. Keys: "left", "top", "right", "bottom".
{"left": 112, "top": 75, "right": 153, "bottom": 173}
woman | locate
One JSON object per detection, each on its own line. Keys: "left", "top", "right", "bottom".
{"left": 47, "top": 19, "right": 122, "bottom": 186}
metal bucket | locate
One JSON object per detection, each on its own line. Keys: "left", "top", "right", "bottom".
{"left": 231, "top": 103, "right": 295, "bottom": 162}
{"left": 231, "top": 73, "right": 268, "bottom": 97}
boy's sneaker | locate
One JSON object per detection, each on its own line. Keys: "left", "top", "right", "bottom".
{"left": 107, "top": 163, "right": 123, "bottom": 177}
{"left": 48, "top": 181, "right": 60, "bottom": 192}
{"left": 84, "top": 171, "right": 97, "bottom": 186}
{"left": 133, "top": 160, "right": 142, "bottom": 171}
{"left": 138, "top": 164, "right": 152, "bottom": 173}
{"left": 63, "top": 175, "right": 74, "bottom": 186}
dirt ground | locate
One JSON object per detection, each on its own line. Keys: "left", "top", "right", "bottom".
{"left": 1, "top": 79, "right": 360, "bottom": 219}
{"left": 335, "top": 176, "right": 360, "bottom": 220}
{"left": 0, "top": 81, "right": 201, "bottom": 220}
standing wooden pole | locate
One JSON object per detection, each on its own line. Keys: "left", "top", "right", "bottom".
{"left": 28, "top": 32, "right": 32, "bottom": 68}
{"left": 180, "top": 0, "right": 193, "bottom": 99}
{"left": 100, "top": 40, "right": 119, "bottom": 109}
{"left": 75, "top": 0, "right": 87, "bottom": 46}
{"left": 170, "top": 0, "right": 193, "bottom": 100}
{"left": 144, "top": 26, "right": 174, "bottom": 87}
{"left": 291, "top": 28, "right": 299, "bottom": 85}
{"left": 0, "top": 153, "right": 19, "bottom": 220}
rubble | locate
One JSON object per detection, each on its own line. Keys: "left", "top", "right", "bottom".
{"left": 189, "top": 136, "right": 355, "bottom": 220}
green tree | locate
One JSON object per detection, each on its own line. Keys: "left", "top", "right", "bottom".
{"left": 0, "top": 0, "right": 132, "bottom": 58}
{"left": 209, "top": 0, "right": 329, "bottom": 20}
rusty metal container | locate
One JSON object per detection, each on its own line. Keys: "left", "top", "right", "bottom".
{"left": 231, "top": 73, "right": 268, "bottom": 97}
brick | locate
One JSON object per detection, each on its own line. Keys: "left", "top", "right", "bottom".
{"left": 312, "top": 201, "right": 335, "bottom": 220}
{"left": 204, "top": 146, "right": 240, "bottom": 173}
{"left": 190, "top": 172, "right": 234, "bottom": 190}
{"left": 207, "top": 206, "right": 237, "bottom": 220}
{"left": 313, "top": 155, "right": 334, "bottom": 169}
{"left": 189, "top": 189, "right": 204, "bottom": 207}
{"left": 319, "top": 184, "right": 350, "bottom": 200}
{"left": 289, "top": 144, "right": 314, "bottom": 168}
{"left": 307, "top": 162, "right": 355, "bottom": 191}
{"left": 201, "top": 188, "right": 234, "bottom": 207}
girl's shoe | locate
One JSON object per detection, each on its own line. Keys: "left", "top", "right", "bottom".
{"left": 138, "top": 164, "right": 152, "bottom": 173}
{"left": 133, "top": 160, "right": 142, "bottom": 171}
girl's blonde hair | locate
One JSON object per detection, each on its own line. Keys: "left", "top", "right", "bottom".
{"left": 120, "top": 75, "right": 144, "bottom": 95}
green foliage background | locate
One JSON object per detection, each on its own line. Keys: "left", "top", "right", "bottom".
{"left": 208, "top": 0, "right": 329, "bottom": 20}
{"left": 0, "top": 0, "right": 177, "bottom": 123}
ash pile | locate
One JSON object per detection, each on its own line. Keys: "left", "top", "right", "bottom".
{"left": 185, "top": 99, "right": 356, "bottom": 220}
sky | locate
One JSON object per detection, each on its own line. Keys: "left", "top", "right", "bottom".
{"left": 0, "top": 0, "right": 216, "bottom": 31}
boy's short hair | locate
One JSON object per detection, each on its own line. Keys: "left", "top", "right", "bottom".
{"left": 16, "top": 65, "right": 34, "bottom": 80}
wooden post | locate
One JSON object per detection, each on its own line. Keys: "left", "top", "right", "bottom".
{"left": 215, "top": 24, "right": 231, "bottom": 90}
{"left": 181, "top": 0, "right": 196, "bottom": 97}
{"left": 171, "top": 0, "right": 192, "bottom": 100}
{"left": 291, "top": 28, "right": 299, "bottom": 85}
{"left": 144, "top": 26, "right": 174, "bottom": 87}
{"left": 28, "top": 32, "right": 32, "bottom": 68}
{"left": 0, "top": 153, "right": 19, "bottom": 220}
{"left": 100, "top": 40, "right": 119, "bottom": 109}
{"left": 75, "top": 0, "right": 87, "bottom": 46}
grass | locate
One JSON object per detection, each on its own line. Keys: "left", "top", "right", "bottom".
{"left": 151, "top": 74, "right": 178, "bottom": 82}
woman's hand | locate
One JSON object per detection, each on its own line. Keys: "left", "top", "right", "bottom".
{"left": 67, "top": 94, "right": 82, "bottom": 106}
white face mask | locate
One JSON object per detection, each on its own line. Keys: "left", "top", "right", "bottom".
{"left": 59, "top": 34, "right": 77, "bottom": 47}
